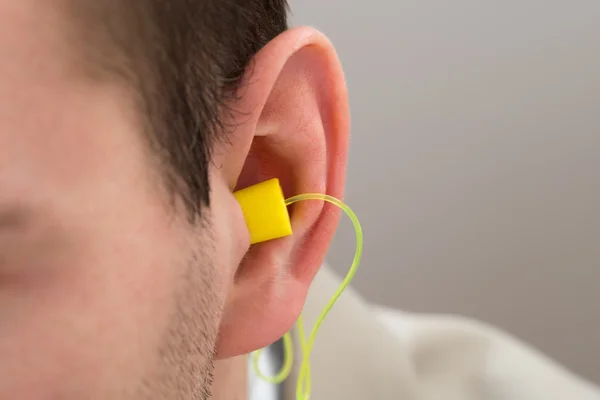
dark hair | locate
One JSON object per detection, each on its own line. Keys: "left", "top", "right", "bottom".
{"left": 70, "top": 0, "right": 289, "bottom": 217}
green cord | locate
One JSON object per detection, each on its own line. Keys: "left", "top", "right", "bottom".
{"left": 251, "top": 193, "right": 364, "bottom": 400}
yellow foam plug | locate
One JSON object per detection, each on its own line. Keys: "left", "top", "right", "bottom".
{"left": 233, "top": 178, "right": 293, "bottom": 244}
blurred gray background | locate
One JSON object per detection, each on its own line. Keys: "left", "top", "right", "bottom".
{"left": 290, "top": 0, "right": 600, "bottom": 383}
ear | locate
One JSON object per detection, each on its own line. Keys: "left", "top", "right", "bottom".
{"left": 212, "top": 26, "right": 350, "bottom": 358}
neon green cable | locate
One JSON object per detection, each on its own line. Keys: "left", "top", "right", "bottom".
{"left": 252, "top": 193, "right": 363, "bottom": 400}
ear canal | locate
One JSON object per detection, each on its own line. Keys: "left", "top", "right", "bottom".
{"left": 233, "top": 178, "right": 293, "bottom": 245}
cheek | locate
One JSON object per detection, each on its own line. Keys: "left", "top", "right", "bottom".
{"left": 0, "top": 205, "right": 189, "bottom": 398}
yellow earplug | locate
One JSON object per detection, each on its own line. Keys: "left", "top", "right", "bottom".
{"left": 233, "top": 178, "right": 293, "bottom": 245}
{"left": 233, "top": 178, "right": 364, "bottom": 400}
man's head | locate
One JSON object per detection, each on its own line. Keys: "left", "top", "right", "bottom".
{"left": 0, "top": 0, "right": 349, "bottom": 399}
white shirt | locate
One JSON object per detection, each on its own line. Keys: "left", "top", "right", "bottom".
{"left": 276, "top": 266, "right": 600, "bottom": 400}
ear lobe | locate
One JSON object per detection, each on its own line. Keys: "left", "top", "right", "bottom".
{"left": 215, "top": 27, "right": 349, "bottom": 359}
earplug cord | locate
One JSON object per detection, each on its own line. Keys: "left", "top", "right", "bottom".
{"left": 252, "top": 193, "right": 363, "bottom": 400}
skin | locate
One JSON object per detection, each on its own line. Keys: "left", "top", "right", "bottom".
{"left": 0, "top": 1, "right": 349, "bottom": 399}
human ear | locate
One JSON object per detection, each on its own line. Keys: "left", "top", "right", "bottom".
{"left": 212, "top": 26, "right": 350, "bottom": 358}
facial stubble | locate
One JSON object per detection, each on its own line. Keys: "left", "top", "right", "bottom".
{"left": 138, "top": 235, "right": 223, "bottom": 400}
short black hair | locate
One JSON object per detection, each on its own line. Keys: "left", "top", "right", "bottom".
{"left": 70, "top": 0, "right": 289, "bottom": 217}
